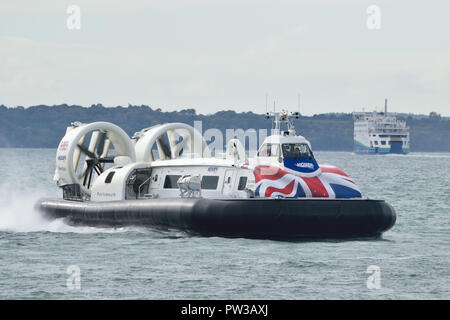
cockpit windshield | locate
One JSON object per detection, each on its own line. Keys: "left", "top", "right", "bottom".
{"left": 282, "top": 143, "right": 313, "bottom": 158}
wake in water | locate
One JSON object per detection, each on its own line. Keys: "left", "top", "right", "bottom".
{"left": 0, "top": 187, "right": 187, "bottom": 237}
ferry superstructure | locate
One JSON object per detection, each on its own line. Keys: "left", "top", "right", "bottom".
{"left": 353, "top": 99, "right": 410, "bottom": 154}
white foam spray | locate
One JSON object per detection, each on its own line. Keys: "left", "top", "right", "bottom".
{"left": 0, "top": 186, "right": 152, "bottom": 234}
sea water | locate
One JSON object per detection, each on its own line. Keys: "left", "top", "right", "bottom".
{"left": 0, "top": 149, "right": 448, "bottom": 299}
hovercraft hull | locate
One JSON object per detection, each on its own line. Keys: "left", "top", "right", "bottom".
{"left": 36, "top": 198, "right": 396, "bottom": 239}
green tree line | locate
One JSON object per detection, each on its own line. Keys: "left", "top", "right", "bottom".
{"left": 0, "top": 104, "right": 449, "bottom": 151}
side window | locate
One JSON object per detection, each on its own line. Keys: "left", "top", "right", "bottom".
{"left": 238, "top": 177, "right": 247, "bottom": 190}
{"left": 258, "top": 144, "right": 269, "bottom": 157}
{"left": 163, "top": 175, "right": 181, "bottom": 188}
{"left": 201, "top": 176, "right": 219, "bottom": 190}
{"left": 105, "top": 171, "right": 115, "bottom": 183}
{"left": 258, "top": 144, "right": 279, "bottom": 157}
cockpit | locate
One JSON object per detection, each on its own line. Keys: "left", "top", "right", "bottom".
{"left": 281, "top": 143, "right": 314, "bottom": 159}
{"left": 258, "top": 143, "right": 314, "bottom": 159}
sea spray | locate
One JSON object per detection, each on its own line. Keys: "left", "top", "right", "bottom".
{"left": 0, "top": 186, "right": 153, "bottom": 234}
{"left": 0, "top": 186, "right": 51, "bottom": 232}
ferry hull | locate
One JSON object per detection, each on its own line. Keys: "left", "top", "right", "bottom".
{"left": 354, "top": 140, "right": 409, "bottom": 155}
{"left": 36, "top": 198, "right": 396, "bottom": 239}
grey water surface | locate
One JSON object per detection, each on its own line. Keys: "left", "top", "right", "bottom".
{"left": 0, "top": 149, "right": 448, "bottom": 299}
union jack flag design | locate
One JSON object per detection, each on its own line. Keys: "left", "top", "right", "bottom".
{"left": 251, "top": 164, "right": 362, "bottom": 199}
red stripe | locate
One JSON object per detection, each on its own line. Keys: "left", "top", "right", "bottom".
{"left": 301, "top": 177, "right": 329, "bottom": 197}
{"left": 265, "top": 180, "right": 295, "bottom": 197}
{"left": 320, "top": 166, "right": 349, "bottom": 177}
{"left": 343, "top": 178, "right": 355, "bottom": 184}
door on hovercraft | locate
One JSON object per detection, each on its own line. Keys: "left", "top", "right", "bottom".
{"left": 125, "top": 168, "right": 153, "bottom": 199}
{"left": 222, "top": 169, "right": 235, "bottom": 196}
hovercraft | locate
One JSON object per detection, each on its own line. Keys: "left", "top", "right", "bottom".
{"left": 36, "top": 111, "right": 396, "bottom": 239}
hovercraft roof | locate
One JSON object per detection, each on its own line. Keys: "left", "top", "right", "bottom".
{"left": 151, "top": 157, "right": 237, "bottom": 168}
{"left": 260, "top": 133, "right": 312, "bottom": 150}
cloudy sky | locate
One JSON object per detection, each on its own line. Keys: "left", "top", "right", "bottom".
{"left": 0, "top": 0, "right": 449, "bottom": 115}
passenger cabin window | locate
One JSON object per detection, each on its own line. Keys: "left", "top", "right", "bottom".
{"left": 282, "top": 143, "right": 313, "bottom": 159}
{"left": 238, "top": 177, "right": 247, "bottom": 190}
{"left": 201, "top": 176, "right": 219, "bottom": 190}
{"left": 258, "top": 143, "right": 279, "bottom": 157}
{"left": 163, "top": 175, "right": 181, "bottom": 188}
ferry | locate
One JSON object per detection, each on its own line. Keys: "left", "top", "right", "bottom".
{"left": 36, "top": 111, "right": 396, "bottom": 239}
{"left": 353, "top": 99, "right": 410, "bottom": 154}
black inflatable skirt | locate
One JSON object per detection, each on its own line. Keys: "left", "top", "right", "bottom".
{"left": 36, "top": 197, "right": 396, "bottom": 239}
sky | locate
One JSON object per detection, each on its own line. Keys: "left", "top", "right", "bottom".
{"left": 0, "top": 0, "right": 449, "bottom": 116}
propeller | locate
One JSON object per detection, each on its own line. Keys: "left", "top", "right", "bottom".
{"left": 77, "top": 143, "right": 96, "bottom": 159}
{"left": 76, "top": 131, "right": 115, "bottom": 189}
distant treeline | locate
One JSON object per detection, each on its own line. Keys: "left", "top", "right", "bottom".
{"left": 0, "top": 104, "right": 449, "bottom": 151}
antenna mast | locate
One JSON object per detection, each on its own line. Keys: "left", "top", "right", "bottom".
{"left": 267, "top": 109, "right": 299, "bottom": 136}
{"left": 264, "top": 95, "right": 300, "bottom": 136}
